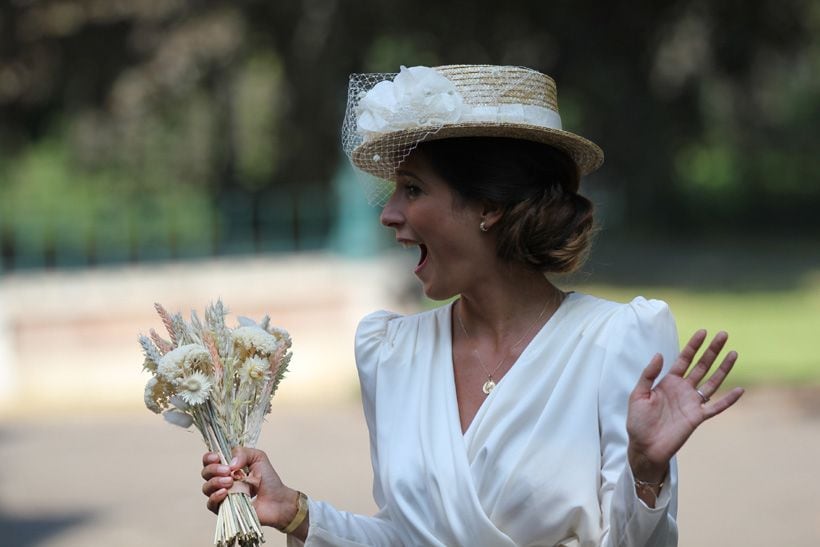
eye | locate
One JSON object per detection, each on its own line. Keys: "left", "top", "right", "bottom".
{"left": 402, "top": 182, "right": 422, "bottom": 199}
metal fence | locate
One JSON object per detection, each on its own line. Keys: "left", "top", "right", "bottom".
{"left": 0, "top": 186, "right": 336, "bottom": 273}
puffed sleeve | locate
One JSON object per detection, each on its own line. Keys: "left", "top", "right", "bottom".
{"left": 287, "top": 310, "right": 403, "bottom": 547}
{"left": 598, "top": 298, "right": 680, "bottom": 547}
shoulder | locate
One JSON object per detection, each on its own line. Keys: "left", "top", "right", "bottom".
{"left": 354, "top": 305, "right": 448, "bottom": 367}
{"left": 355, "top": 309, "right": 402, "bottom": 349}
{"left": 565, "top": 292, "right": 675, "bottom": 340}
{"left": 567, "top": 293, "right": 679, "bottom": 383}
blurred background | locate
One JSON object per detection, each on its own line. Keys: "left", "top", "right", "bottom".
{"left": 0, "top": 1, "right": 818, "bottom": 545}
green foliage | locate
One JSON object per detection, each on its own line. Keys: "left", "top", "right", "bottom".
{"left": 235, "top": 53, "right": 284, "bottom": 190}
{"left": 0, "top": 137, "right": 213, "bottom": 266}
{"left": 363, "top": 35, "right": 440, "bottom": 72}
{"left": 677, "top": 142, "right": 737, "bottom": 192}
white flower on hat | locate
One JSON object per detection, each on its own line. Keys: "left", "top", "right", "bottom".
{"left": 356, "top": 66, "right": 465, "bottom": 137}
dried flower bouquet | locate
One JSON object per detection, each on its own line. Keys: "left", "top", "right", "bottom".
{"left": 140, "top": 301, "right": 292, "bottom": 547}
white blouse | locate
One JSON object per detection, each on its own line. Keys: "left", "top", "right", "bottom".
{"left": 289, "top": 292, "right": 680, "bottom": 546}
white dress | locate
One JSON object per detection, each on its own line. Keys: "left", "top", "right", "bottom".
{"left": 289, "top": 292, "right": 680, "bottom": 546}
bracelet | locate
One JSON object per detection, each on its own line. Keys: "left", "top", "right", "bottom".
{"left": 633, "top": 477, "right": 664, "bottom": 505}
{"left": 280, "top": 491, "right": 308, "bottom": 534}
{"left": 634, "top": 477, "right": 664, "bottom": 490}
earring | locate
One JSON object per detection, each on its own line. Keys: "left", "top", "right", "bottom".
{"left": 479, "top": 220, "right": 488, "bottom": 232}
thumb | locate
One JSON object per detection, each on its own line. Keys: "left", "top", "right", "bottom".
{"left": 632, "top": 353, "right": 664, "bottom": 400}
{"left": 230, "top": 446, "right": 271, "bottom": 470}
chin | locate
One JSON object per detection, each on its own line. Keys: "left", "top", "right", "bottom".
{"left": 421, "top": 283, "right": 458, "bottom": 302}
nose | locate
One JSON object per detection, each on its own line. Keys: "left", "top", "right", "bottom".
{"left": 380, "top": 188, "right": 403, "bottom": 228}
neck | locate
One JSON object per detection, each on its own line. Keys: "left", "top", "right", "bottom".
{"left": 456, "top": 264, "right": 564, "bottom": 347}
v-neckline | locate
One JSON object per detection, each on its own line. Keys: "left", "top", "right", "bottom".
{"left": 445, "top": 293, "right": 575, "bottom": 438}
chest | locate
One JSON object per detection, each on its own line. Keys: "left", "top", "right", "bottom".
{"left": 451, "top": 338, "right": 526, "bottom": 433}
{"left": 374, "top": 349, "right": 605, "bottom": 547}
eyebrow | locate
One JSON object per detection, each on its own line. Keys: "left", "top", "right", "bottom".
{"left": 395, "top": 168, "right": 421, "bottom": 180}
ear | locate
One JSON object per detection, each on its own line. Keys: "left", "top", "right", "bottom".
{"left": 479, "top": 203, "right": 503, "bottom": 230}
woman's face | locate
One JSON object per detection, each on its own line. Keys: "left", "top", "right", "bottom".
{"left": 380, "top": 151, "right": 491, "bottom": 300}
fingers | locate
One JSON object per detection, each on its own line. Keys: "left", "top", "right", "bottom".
{"left": 686, "top": 331, "right": 729, "bottom": 387}
{"left": 203, "top": 474, "right": 234, "bottom": 496}
{"left": 201, "top": 452, "right": 231, "bottom": 481}
{"left": 679, "top": 329, "right": 742, "bottom": 419}
{"left": 202, "top": 461, "right": 231, "bottom": 481}
{"left": 206, "top": 487, "right": 229, "bottom": 514}
{"left": 668, "top": 329, "right": 707, "bottom": 376}
{"left": 632, "top": 353, "right": 664, "bottom": 399}
{"left": 696, "top": 348, "right": 739, "bottom": 399}
{"left": 697, "top": 346, "right": 742, "bottom": 418}
{"left": 202, "top": 451, "right": 221, "bottom": 467}
{"left": 703, "top": 386, "right": 745, "bottom": 420}
{"left": 201, "top": 449, "right": 273, "bottom": 515}
{"left": 201, "top": 451, "right": 233, "bottom": 516}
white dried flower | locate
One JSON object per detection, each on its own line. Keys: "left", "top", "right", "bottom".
{"left": 144, "top": 378, "right": 162, "bottom": 413}
{"left": 163, "top": 409, "right": 193, "bottom": 428}
{"left": 144, "top": 376, "right": 173, "bottom": 414}
{"left": 178, "top": 371, "right": 212, "bottom": 406}
{"left": 142, "top": 357, "right": 158, "bottom": 373}
{"left": 232, "top": 326, "right": 280, "bottom": 358}
{"left": 157, "top": 344, "right": 211, "bottom": 381}
{"left": 267, "top": 326, "right": 292, "bottom": 347}
{"left": 240, "top": 356, "right": 271, "bottom": 384}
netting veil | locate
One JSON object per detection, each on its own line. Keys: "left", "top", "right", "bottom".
{"left": 341, "top": 65, "right": 604, "bottom": 206}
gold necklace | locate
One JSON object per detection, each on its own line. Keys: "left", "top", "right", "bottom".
{"left": 456, "top": 292, "right": 560, "bottom": 395}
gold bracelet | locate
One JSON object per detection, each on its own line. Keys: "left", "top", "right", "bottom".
{"left": 280, "top": 491, "right": 308, "bottom": 534}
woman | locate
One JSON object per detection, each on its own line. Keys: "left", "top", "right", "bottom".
{"left": 201, "top": 65, "right": 743, "bottom": 546}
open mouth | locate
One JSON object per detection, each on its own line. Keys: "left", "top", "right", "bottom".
{"left": 414, "top": 244, "right": 428, "bottom": 274}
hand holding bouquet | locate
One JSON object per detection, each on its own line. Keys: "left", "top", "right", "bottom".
{"left": 140, "top": 301, "right": 292, "bottom": 547}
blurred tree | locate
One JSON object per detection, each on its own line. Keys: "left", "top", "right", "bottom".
{"left": 0, "top": 0, "right": 817, "bottom": 270}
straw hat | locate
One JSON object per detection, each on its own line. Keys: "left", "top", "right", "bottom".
{"left": 341, "top": 64, "right": 604, "bottom": 203}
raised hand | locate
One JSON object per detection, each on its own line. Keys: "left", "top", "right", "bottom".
{"left": 626, "top": 330, "right": 745, "bottom": 482}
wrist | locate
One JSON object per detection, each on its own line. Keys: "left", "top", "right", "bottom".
{"left": 627, "top": 445, "right": 668, "bottom": 484}
{"left": 275, "top": 489, "right": 308, "bottom": 534}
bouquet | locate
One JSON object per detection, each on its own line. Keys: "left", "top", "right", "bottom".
{"left": 140, "top": 300, "right": 292, "bottom": 547}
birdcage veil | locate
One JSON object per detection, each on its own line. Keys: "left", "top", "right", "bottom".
{"left": 341, "top": 65, "right": 604, "bottom": 206}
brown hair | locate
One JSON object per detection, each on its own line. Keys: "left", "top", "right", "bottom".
{"left": 416, "top": 137, "right": 595, "bottom": 273}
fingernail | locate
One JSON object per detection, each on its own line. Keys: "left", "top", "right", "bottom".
{"left": 230, "top": 457, "right": 238, "bottom": 467}
{"left": 219, "top": 477, "right": 232, "bottom": 486}
{"left": 217, "top": 465, "right": 230, "bottom": 474}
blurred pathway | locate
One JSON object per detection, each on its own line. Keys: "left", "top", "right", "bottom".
{"left": 0, "top": 387, "right": 817, "bottom": 547}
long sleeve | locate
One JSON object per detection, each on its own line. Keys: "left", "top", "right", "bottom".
{"left": 287, "top": 310, "right": 403, "bottom": 547}
{"left": 598, "top": 298, "right": 680, "bottom": 547}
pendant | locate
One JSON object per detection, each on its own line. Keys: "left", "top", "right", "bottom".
{"left": 482, "top": 378, "right": 496, "bottom": 394}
